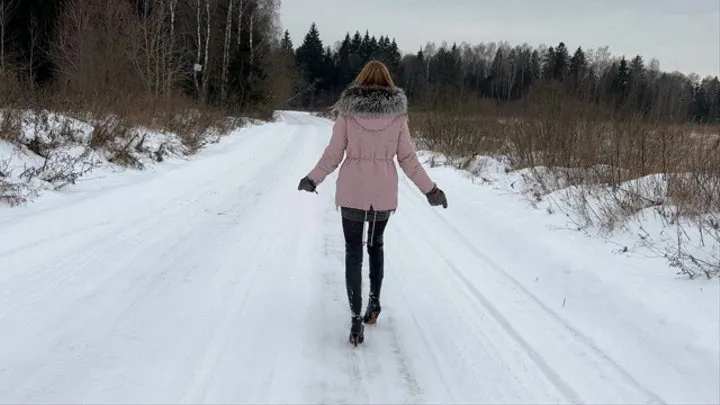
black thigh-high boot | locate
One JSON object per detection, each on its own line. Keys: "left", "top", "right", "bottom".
{"left": 342, "top": 217, "right": 365, "bottom": 345}
{"left": 365, "top": 218, "right": 388, "bottom": 324}
{"left": 345, "top": 242, "right": 363, "bottom": 318}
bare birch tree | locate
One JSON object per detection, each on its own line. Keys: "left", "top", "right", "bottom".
{"left": 221, "top": 0, "right": 234, "bottom": 101}
{"left": 192, "top": 0, "right": 202, "bottom": 96}
{"left": 202, "top": 0, "right": 212, "bottom": 101}
{"left": 130, "top": 0, "right": 186, "bottom": 99}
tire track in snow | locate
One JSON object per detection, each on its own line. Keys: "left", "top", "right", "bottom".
{"left": 393, "top": 181, "right": 574, "bottom": 403}
{"left": 0, "top": 122, "right": 276, "bottom": 229}
{"left": 391, "top": 268, "right": 456, "bottom": 402}
{"left": 430, "top": 246, "right": 582, "bottom": 404}
{"left": 385, "top": 315, "right": 423, "bottom": 399}
{"left": 429, "top": 208, "right": 667, "bottom": 404}
{"left": 0, "top": 133, "right": 287, "bottom": 327}
{"left": 0, "top": 128, "right": 302, "bottom": 401}
{"left": 176, "top": 129, "right": 307, "bottom": 403}
{"left": 0, "top": 123, "right": 288, "bottom": 261}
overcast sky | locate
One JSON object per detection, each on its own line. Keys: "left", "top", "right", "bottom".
{"left": 279, "top": 0, "right": 720, "bottom": 78}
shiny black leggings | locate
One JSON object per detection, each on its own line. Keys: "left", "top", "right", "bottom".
{"left": 342, "top": 217, "right": 388, "bottom": 317}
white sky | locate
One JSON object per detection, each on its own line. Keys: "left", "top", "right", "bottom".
{"left": 279, "top": 0, "right": 720, "bottom": 78}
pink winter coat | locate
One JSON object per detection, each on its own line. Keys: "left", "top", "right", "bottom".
{"left": 307, "top": 85, "right": 435, "bottom": 211}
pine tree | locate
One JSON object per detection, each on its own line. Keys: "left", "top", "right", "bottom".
{"left": 369, "top": 35, "right": 379, "bottom": 59}
{"left": 543, "top": 47, "right": 556, "bottom": 80}
{"left": 348, "top": 31, "right": 364, "bottom": 78}
{"left": 553, "top": 42, "right": 570, "bottom": 81}
{"left": 569, "top": 47, "right": 587, "bottom": 86}
{"left": 377, "top": 36, "right": 390, "bottom": 63}
{"left": 322, "top": 46, "right": 336, "bottom": 91}
{"left": 350, "top": 31, "right": 363, "bottom": 55}
{"left": 295, "top": 23, "right": 326, "bottom": 105}
{"left": 335, "top": 33, "right": 353, "bottom": 88}
{"left": 690, "top": 84, "right": 709, "bottom": 122}
{"left": 709, "top": 77, "right": 720, "bottom": 122}
{"left": 296, "top": 23, "right": 324, "bottom": 77}
{"left": 280, "top": 30, "right": 294, "bottom": 55}
{"left": 388, "top": 38, "right": 402, "bottom": 76}
{"left": 612, "top": 57, "right": 631, "bottom": 104}
{"left": 628, "top": 55, "right": 648, "bottom": 110}
{"left": 531, "top": 50, "right": 542, "bottom": 82}
{"left": 360, "top": 30, "right": 372, "bottom": 62}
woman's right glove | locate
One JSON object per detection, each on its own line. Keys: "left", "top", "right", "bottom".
{"left": 426, "top": 185, "right": 447, "bottom": 208}
{"left": 298, "top": 176, "right": 317, "bottom": 193}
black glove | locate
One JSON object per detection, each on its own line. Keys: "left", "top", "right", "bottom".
{"left": 426, "top": 185, "right": 447, "bottom": 208}
{"left": 298, "top": 176, "right": 317, "bottom": 193}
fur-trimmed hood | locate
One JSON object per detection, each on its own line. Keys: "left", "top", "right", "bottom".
{"left": 334, "top": 85, "right": 408, "bottom": 116}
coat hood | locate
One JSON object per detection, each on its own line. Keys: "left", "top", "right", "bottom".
{"left": 335, "top": 85, "right": 408, "bottom": 117}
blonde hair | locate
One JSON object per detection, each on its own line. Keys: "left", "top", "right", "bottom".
{"left": 353, "top": 60, "right": 396, "bottom": 87}
{"left": 331, "top": 60, "right": 396, "bottom": 115}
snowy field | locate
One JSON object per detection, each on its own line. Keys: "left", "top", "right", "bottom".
{"left": 0, "top": 111, "right": 718, "bottom": 404}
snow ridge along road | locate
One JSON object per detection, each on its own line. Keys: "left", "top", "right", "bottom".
{"left": 1, "top": 111, "right": 718, "bottom": 404}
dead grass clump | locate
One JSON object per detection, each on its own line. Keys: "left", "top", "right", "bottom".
{"left": 0, "top": 109, "right": 22, "bottom": 142}
{"left": 89, "top": 117, "right": 132, "bottom": 149}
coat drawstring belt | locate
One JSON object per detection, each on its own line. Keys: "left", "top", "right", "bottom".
{"left": 363, "top": 210, "right": 379, "bottom": 248}
{"left": 369, "top": 210, "right": 377, "bottom": 248}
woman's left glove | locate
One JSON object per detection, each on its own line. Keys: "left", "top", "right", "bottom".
{"left": 426, "top": 185, "right": 447, "bottom": 208}
{"left": 298, "top": 176, "right": 317, "bottom": 193}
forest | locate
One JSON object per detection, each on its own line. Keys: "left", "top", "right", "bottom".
{"left": 1, "top": 0, "right": 718, "bottom": 123}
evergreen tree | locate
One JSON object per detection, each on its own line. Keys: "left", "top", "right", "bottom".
{"left": 612, "top": 57, "right": 631, "bottom": 104}
{"left": 377, "top": 36, "right": 390, "bottom": 63}
{"left": 322, "top": 46, "right": 337, "bottom": 90}
{"left": 553, "top": 42, "right": 570, "bottom": 81}
{"left": 348, "top": 31, "right": 364, "bottom": 78}
{"left": 709, "top": 77, "right": 720, "bottom": 122}
{"left": 543, "top": 47, "right": 556, "bottom": 80}
{"left": 369, "top": 35, "right": 379, "bottom": 59}
{"left": 295, "top": 23, "right": 324, "bottom": 78}
{"left": 335, "top": 33, "right": 353, "bottom": 88}
{"left": 690, "top": 84, "right": 710, "bottom": 122}
{"left": 388, "top": 38, "right": 402, "bottom": 75}
{"left": 295, "top": 23, "right": 326, "bottom": 105}
{"left": 280, "top": 30, "right": 294, "bottom": 55}
{"left": 569, "top": 47, "right": 587, "bottom": 86}
{"left": 629, "top": 55, "right": 648, "bottom": 110}
{"left": 350, "top": 31, "right": 363, "bottom": 55}
{"left": 530, "top": 50, "right": 542, "bottom": 82}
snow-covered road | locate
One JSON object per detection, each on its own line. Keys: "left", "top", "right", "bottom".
{"left": 1, "top": 111, "right": 718, "bottom": 404}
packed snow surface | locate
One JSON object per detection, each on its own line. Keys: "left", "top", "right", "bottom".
{"left": 0, "top": 111, "right": 718, "bottom": 404}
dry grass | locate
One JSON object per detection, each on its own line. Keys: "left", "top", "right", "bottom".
{"left": 1, "top": 81, "right": 248, "bottom": 207}
{"left": 0, "top": 109, "right": 22, "bottom": 142}
{"left": 411, "top": 84, "right": 720, "bottom": 278}
{"left": 4, "top": 87, "right": 243, "bottom": 157}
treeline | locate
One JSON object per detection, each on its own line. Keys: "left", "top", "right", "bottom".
{"left": 1, "top": 2, "right": 718, "bottom": 124}
{"left": 0, "top": 0, "right": 299, "bottom": 116}
{"left": 289, "top": 23, "right": 719, "bottom": 124}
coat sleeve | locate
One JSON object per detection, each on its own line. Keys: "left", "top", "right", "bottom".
{"left": 396, "top": 116, "right": 435, "bottom": 194}
{"left": 308, "top": 116, "right": 347, "bottom": 184}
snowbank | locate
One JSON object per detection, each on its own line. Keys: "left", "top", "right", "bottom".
{"left": 419, "top": 151, "right": 720, "bottom": 279}
{"left": 0, "top": 109, "right": 251, "bottom": 207}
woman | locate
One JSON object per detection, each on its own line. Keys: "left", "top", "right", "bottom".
{"left": 298, "top": 60, "right": 447, "bottom": 346}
